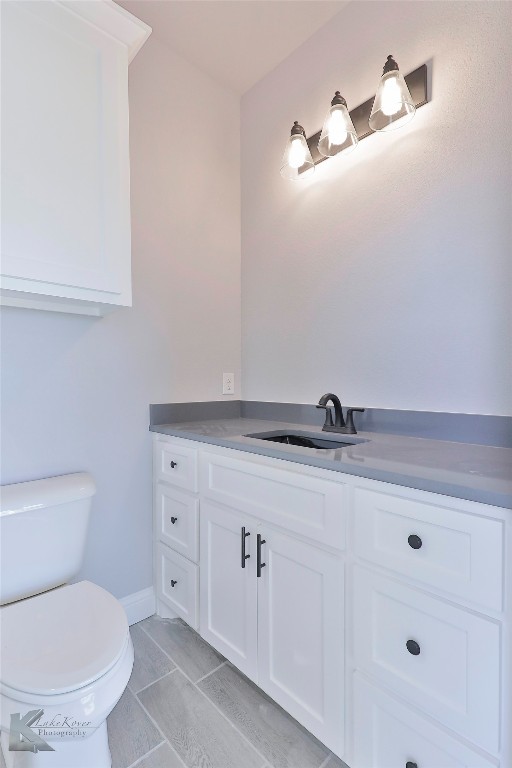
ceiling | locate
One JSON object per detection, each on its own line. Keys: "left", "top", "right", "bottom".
{"left": 116, "top": 0, "right": 347, "bottom": 94}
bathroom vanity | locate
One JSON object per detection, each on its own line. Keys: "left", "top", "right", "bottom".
{"left": 151, "top": 418, "right": 512, "bottom": 768}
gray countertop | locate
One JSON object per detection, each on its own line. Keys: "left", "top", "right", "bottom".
{"left": 150, "top": 418, "right": 512, "bottom": 509}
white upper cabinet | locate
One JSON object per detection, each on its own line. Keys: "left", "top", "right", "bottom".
{"left": 0, "top": 1, "right": 151, "bottom": 315}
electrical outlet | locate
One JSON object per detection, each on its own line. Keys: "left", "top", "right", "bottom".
{"left": 222, "top": 372, "right": 235, "bottom": 395}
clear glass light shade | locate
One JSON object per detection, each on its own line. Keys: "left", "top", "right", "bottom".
{"left": 369, "top": 70, "right": 416, "bottom": 131}
{"left": 280, "top": 133, "right": 315, "bottom": 180}
{"left": 318, "top": 103, "right": 358, "bottom": 157}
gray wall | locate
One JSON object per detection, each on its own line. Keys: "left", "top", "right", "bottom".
{"left": 0, "top": 34, "right": 241, "bottom": 599}
{"left": 241, "top": 1, "right": 512, "bottom": 416}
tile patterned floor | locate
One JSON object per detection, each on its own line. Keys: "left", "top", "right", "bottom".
{"left": 108, "top": 616, "right": 349, "bottom": 768}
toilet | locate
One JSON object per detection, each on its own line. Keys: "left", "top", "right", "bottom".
{"left": 0, "top": 473, "right": 134, "bottom": 768}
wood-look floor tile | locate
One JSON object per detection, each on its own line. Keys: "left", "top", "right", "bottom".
{"left": 138, "top": 670, "right": 262, "bottom": 768}
{"left": 129, "top": 623, "right": 176, "bottom": 693}
{"left": 141, "top": 616, "right": 224, "bottom": 683}
{"left": 107, "top": 687, "right": 163, "bottom": 768}
{"left": 198, "top": 663, "right": 330, "bottom": 768}
{"left": 134, "top": 742, "right": 184, "bottom": 768}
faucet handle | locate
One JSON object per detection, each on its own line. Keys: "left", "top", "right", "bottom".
{"left": 345, "top": 408, "right": 365, "bottom": 434}
{"left": 316, "top": 404, "right": 334, "bottom": 428}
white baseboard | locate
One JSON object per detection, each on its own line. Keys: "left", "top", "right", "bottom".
{"left": 120, "top": 586, "right": 156, "bottom": 626}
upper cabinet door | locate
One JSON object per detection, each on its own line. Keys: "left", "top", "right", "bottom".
{"left": 0, "top": 1, "right": 150, "bottom": 315}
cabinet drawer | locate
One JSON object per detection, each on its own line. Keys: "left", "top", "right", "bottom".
{"left": 353, "top": 566, "right": 500, "bottom": 754}
{"left": 353, "top": 674, "right": 497, "bottom": 768}
{"left": 200, "top": 452, "right": 346, "bottom": 548}
{"left": 157, "top": 542, "right": 199, "bottom": 629}
{"left": 154, "top": 439, "right": 198, "bottom": 492}
{"left": 155, "top": 483, "right": 199, "bottom": 563}
{"left": 353, "top": 486, "right": 504, "bottom": 611}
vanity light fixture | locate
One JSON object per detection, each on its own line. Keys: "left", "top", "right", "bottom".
{"left": 280, "top": 121, "right": 315, "bottom": 180}
{"left": 369, "top": 55, "right": 416, "bottom": 131}
{"left": 281, "top": 57, "right": 428, "bottom": 179}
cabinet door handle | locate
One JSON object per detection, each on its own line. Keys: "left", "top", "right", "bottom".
{"left": 170, "top": 516, "right": 178, "bottom": 524}
{"left": 170, "top": 579, "right": 178, "bottom": 588}
{"left": 406, "top": 639, "right": 421, "bottom": 656}
{"left": 406, "top": 763, "right": 418, "bottom": 768}
{"left": 257, "top": 534, "right": 266, "bottom": 577}
{"left": 241, "top": 527, "right": 250, "bottom": 568}
{"left": 170, "top": 461, "right": 178, "bottom": 469}
{"left": 408, "top": 534, "right": 422, "bottom": 549}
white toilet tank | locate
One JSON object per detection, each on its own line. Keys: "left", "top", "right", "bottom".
{"left": 0, "top": 472, "right": 96, "bottom": 605}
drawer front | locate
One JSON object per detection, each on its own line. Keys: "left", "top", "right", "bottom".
{"left": 199, "top": 452, "right": 346, "bottom": 548}
{"left": 155, "top": 483, "right": 199, "bottom": 563}
{"left": 353, "top": 566, "right": 500, "bottom": 754}
{"left": 353, "top": 486, "right": 504, "bottom": 611}
{"left": 353, "top": 674, "right": 497, "bottom": 768}
{"left": 154, "top": 438, "right": 198, "bottom": 492}
{"left": 157, "top": 542, "right": 199, "bottom": 629}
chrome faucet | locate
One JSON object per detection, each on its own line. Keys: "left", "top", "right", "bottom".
{"left": 316, "top": 393, "right": 365, "bottom": 435}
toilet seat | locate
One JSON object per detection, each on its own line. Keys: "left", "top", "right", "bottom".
{"left": 0, "top": 581, "right": 129, "bottom": 696}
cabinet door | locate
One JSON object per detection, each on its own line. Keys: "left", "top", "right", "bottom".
{"left": 0, "top": 1, "right": 145, "bottom": 310}
{"left": 200, "top": 501, "right": 258, "bottom": 679}
{"left": 257, "top": 529, "right": 345, "bottom": 756}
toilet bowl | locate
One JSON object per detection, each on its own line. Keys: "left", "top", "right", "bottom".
{"left": 0, "top": 474, "right": 134, "bottom": 767}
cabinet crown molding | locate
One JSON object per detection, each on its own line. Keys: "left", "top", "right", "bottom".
{"left": 58, "top": 1, "right": 152, "bottom": 61}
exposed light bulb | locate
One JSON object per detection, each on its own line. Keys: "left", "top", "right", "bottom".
{"left": 281, "top": 121, "right": 314, "bottom": 179}
{"left": 380, "top": 75, "right": 402, "bottom": 117}
{"left": 288, "top": 136, "right": 307, "bottom": 169}
{"left": 328, "top": 108, "right": 348, "bottom": 146}
{"left": 318, "top": 92, "right": 358, "bottom": 158}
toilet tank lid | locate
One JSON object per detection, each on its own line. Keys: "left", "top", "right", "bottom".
{"left": 0, "top": 473, "right": 96, "bottom": 517}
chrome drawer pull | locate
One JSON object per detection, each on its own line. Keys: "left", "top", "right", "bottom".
{"left": 406, "top": 639, "right": 421, "bottom": 656}
{"left": 408, "top": 534, "right": 422, "bottom": 550}
{"left": 170, "top": 579, "right": 178, "bottom": 588}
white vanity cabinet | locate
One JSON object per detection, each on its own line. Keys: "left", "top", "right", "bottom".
{"left": 1, "top": 1, "right": 151, "bottom": 315}
{"left": 153, "top": 433, "right": 512, "bottom": 768}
